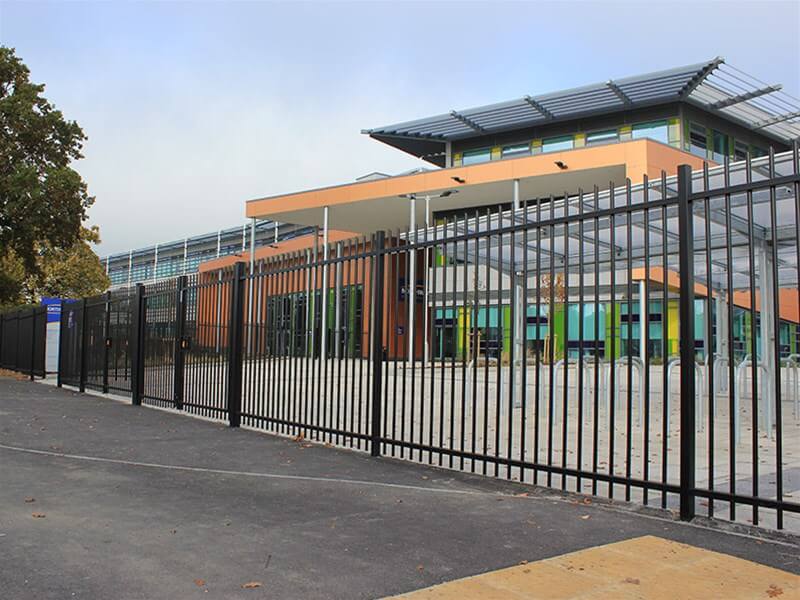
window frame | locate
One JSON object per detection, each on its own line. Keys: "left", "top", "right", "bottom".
{"left": 541, "top": 135, "right": 574, "bottom": 154}
{"left": 631, "top": 120, "right": 670, "bottom": 145}
{"left": 585, "top": 129, "right": 619, "bottom": 146}
{"left": 461, "top": 147, "right": 492, "bottom": 166}
{"left": 501, "top": 142, "right": 531, "bottom": 159}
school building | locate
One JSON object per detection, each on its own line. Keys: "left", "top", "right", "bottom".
{"left": 195, "top": 57, "right": 800, "bottom": 363}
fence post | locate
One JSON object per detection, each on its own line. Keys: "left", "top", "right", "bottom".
{"left": 173, "top": 276, "right": 188, "bottom": 410}
{"left": 15, "top": 310, "right": 20, "bottom": 372}
{"left": 677, "top": 164, "right": 696, "bottom": 522}
{"left": 79, "top": 299, "right": 88, "bottom": 393}
{"left": 227, "top": 262, "right": 246, "bottom": 427}
{"left": 57, "top": 301, "right": 65, "bottom": 387}
{"left": 29, "top": 308, "right": 36, "bottom": 381}
{"left": 130, "top": 284, "right": 146, "bottom": 406}
{"left": 370, "top": 231, "right": 386, "bottom": 457}
{"left": 103, "top": 291, "right": 111, "bottom": 393}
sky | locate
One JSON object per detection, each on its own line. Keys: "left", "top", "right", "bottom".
{"left": 1, "top": 0, "right": 799, "bottom": 256}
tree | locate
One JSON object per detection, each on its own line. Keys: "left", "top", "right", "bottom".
{"left": 29, "top": 226, "right": 109, "bottom": 299}
{"left": 0, "top": 227, "right": 110, "bottom": 311}
{"left": 0, "top": 47, "right": 103, "bottom": 306}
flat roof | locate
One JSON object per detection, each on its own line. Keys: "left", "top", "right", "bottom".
{"left": 364, "top": 58, "right": 800, "bottom": 163}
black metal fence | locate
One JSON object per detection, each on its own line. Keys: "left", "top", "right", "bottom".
{"left": 45, "top": 148, "right": 800, "bottom": 532}
{"left": 0, "top": 306, "right": 47, "bottom": 378}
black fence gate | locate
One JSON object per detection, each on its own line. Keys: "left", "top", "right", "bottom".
{"left": 44, "top": 148, "right": 800, "bottom": 533}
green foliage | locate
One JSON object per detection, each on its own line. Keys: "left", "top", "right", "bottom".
{"left": 0, "top": 46, "right": 104, "bottom": 307}
{"left": 0, "top": 227, "right": 110, "bottom": 311}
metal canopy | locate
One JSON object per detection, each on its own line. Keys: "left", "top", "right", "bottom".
{"left": 400, "top": 150, "right": 800, "bottom": 297}
{"left": 364, "top": 58, "right": 800, "bottom": 151}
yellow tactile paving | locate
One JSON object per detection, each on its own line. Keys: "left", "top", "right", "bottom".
{"left": 386, "top": 536, "right": 800, "bottom": 599}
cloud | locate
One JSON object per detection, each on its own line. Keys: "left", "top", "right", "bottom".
{"left": 2, "top": 0, "right": 798, "bottom": 256}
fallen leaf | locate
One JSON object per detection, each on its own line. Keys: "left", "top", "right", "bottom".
{"left": 31, "top": 513, "right": 46, "bottom": 518}
{"left": 241, "top": 582, "right": 262, "bottom": 589}
{"left": 623, "top": 577, "right": 640, "bottom": 585}
{"left": 766, "top": 584, "right": 783, "bottom": 597}
{"left": 24, "top": 497, "right": 35, "bottom": 503}
{"left": 194, "top": 579, "right": 206, "bottom": 587}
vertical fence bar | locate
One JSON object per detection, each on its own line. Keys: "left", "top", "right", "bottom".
{"left": 79, "top": 299, "right": 88, "bottom": 393}
{"left": 677, "top": 164, "right": 696, "bottom": 521}
{"left": 57, "top": 301, "right": 65, "bottom": 388}
{"left": 174, "top": 275, "right": 188, "bottom": 410}
{"left": 370, "top": 231, "right": 386, "bottom": 457}
{"left": 227, "top": 263, "right": 247, "bottom": 427}
{"left": 767, "top": 148, "right": 784, "bottom": 529}
{"left": 103, "top": 292, "right": 111, "bottom": 393}
{"left": 131, "top": 284, "right": 146, "bottom": 406}
{"left": 28, "top": 308, "right": 35, "bottom": 381}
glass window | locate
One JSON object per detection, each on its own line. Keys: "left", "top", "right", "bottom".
{"left": 752, "top": 146, "right": 768, "bottom": 158}
{"left": 502, "top": 143, "right": 530, "bottom": 159}
{"left": 542, "top": 135, "right": 573, "bottom": 153}
{"left": 586, "top": 129, "right": 618, "bottom": 146}
{"left": 689, "top": 123, "right": 708, "bottom": 158}
{"left": 632, "top": 120, "right": 669, "bottom": 144}
{"left": 733, "top": 140, "right": 749, "bottom": 161}
{"left": 462, "top": 148, "right": 491, "bottom": 165}
{"left": 712, "top": 130, "right": 728, "bottom": 163}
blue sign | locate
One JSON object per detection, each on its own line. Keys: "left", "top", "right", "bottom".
{"left": 40, "top": 297, "right": 63, "bottom": 323}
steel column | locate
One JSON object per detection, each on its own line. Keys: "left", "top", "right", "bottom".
{"left": 320, "top": 206, "right": 330, "bottom": 360}
{"left": 79, "top": 299, "right": 88, "bottom": 393}
{"left": 173, "top": 276, "right": 188, "bottom": 410}
{"left": 103, "top": 291, "right": 111, "bottom": 393}
{"left": 57, "top": 301, "right": 65, "bottom": 388}
{"left": 370, "top": 231, "right": 386, "bottom": 457}
{"left": 130, "top": 284, "right": 146, "bottom": 406}
{"left": 408, "top": 196, "right": 417, "bottom": 362}
{"left": 227, "top": 262, "right": 247, "bottom": 427}
{"left": 677, "top": 164, "right": 696, "bottom": 521}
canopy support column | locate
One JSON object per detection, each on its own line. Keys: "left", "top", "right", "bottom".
{"left": 320, "top": 206, "right": 330, "bottom": 362}
{"left": 639, "top": 279, "right": 647, "bottom": 365}
{"left": 423, "top": 195, "right": 431, "bottom": 364}
{"left": 408, "top": 196, "right": 417, "bottom": 362}
{"left": 758, "top": 244, "right": 777, "bottom": 433}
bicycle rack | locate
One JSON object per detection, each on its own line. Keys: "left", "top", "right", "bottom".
{"left": 604, "top": 357, "right": 644, "bottom": 428}
{"left": 665, "top": 357, "right": 706, "bottom": 437}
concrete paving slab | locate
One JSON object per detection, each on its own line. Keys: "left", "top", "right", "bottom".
{"left": 386, "top": 535, "right": 800, "bottom": 599}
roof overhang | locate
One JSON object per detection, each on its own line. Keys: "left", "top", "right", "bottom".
{"left": 363, "top": 57, "right": 800, "bottom": 163}
{"left": 246, "top": 139, "right": 708, "bottom": 233}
